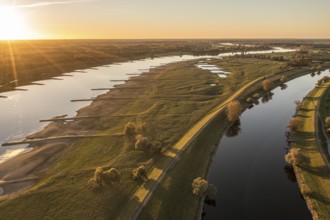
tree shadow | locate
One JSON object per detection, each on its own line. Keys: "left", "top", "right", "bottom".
{"left": 280, "top": 83, "right": 288, "bottom": 90}
{"left": 261, "top": 91, "right": 274, "bottom": 104}
{"left": 300, "top": 165, "right": 330, "bottom": 179}
{"left": 308, "top": 191, "right": 330, "bottom": 205}
{"left": 225, "top": 119, "right": 241, "bottom": 138}
{"left": 283, "top": 165, "right": 297, "bottom": 183}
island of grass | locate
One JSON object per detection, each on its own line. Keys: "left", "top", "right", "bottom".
{"left": 0, "top": 49, "right": 329, "bottom": 219}
{"left": 286, "top": 77, "right": 330, "bottom": 220}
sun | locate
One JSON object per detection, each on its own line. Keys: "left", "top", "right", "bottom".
{"left": 0, "top": 7, "right": 37, "bottom": 40}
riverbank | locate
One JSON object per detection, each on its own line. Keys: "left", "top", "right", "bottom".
{"left": 137, "top": 65, "right": 321, "bottom": 219}
{"left": 290, "top": 80, "right": 330, "bottom": 220}
{"left": 0, "top": 55, "right": 291, "bottom": 219}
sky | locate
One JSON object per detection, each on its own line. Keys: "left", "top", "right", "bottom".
{"left": 0, "top": 0, "right": 329, "bottom": 39}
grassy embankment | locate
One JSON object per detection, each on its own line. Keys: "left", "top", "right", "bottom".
{"left": 289, "top": 80, "right": 330, "bottom": 220}
{"left": 137, "top": 60, "right": 319, "bottom": 220}
{"left": 0, "top": 57, "right": 289, "bottom": 219}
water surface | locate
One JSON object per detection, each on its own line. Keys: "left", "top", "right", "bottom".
{"left": 203, "top": 70, "right": 330, "bottom": 220}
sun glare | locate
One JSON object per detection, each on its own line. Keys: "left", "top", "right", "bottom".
{"left": 0, "top": 7, "right": 37, "bottom": 40}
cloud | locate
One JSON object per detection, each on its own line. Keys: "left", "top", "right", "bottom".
{"left": 5, "top": 0, "right": 93, "bottom": 8}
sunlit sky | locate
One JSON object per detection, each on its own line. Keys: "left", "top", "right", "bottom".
{"left": 0, "top": 0, "right": 329, "bottom": 39}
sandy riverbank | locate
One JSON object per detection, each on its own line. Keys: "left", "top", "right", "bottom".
{"left": 0, "top": 62, "right": 176, "bottom": 198}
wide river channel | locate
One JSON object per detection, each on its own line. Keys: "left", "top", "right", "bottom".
{"left": 203, "top": 70, "right": 330, "bottom": 219}
{"left": 0, "top": 47, "right": 292, "bottom": 164}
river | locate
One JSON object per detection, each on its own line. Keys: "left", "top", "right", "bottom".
{"left": 203, "top": 70, "right": 330, "bottom": 219}
{"left": 0, "top": 47, "right": 293, "bottom": 164}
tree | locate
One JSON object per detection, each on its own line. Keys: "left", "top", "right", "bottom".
{"left": 225, "top": 101, "right": 242, "bottom": 122}
{"left": 288, "top": 117, "right": 301, "bottom": 132}
{"left": 132, "top": 165, "right": 148, "bottom": 181}
{"left": 192, "top": 177, "right": 217, "bottom": 197}
{"left": 262, "top": 79, "right": 273, "bottom": 91}
{"left": 285, "top": 148, "right": 306, "bottom": 165}
{"left": 192, "top": 177, "right": 209, "bottom": 196}
{"left": 135, "top": 135, "right": 150, "bottom": 151}
{"left": 124, "top": 122, "right": 136, "bottom": 136}
{"left": 280, "top": 75, "right": 288, "bottom": 84}
{"left": 92, "top": 167, "right": 121, "bottom": 187}
{"left": 103, "top": 168, "right": 121, "bottom": 184}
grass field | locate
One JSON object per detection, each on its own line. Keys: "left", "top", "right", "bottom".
{"left": 0, "top": 56, "right": 289, "bottom": 219}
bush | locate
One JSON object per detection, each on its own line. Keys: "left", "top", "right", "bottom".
{"left": 226, "top": 101, "right": 242, "bottom": 122}
{"left": 124, "top": 122, "right": 136, "bottom": 136}
{"left": 288, "top": 117, "right": 301, "bottom": 132}
{"left": 132, "top": 165, "right": 148, "bottom": 181}
{"left": 262, "top": 79, "right": 273, "bottom": 91}
{"left": 135, "top": 135, "right": 150, "bottom": 151}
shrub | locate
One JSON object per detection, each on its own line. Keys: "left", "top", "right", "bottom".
{"left": 225, "top": 101, "right": 242, "bottom": 122}
{"left": 288, "top": 117, "right": 301, "bottom": 132}
{"left": 132, "top": 165, "right": 148, "bottom": 181}
{"left": 124, "top": 122, "right": 136, "bottom": 136}
{"left": 280, "top": 75, "right": 288, "bottom": 84}
{"left": 135, "top": 135, "right": 150, "bottom": 151}
{"left": 262, "top": 79, "right": 273, "bottom": 91}
{"left": 239, "top": 70, "right": 245, "bottom": 77}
